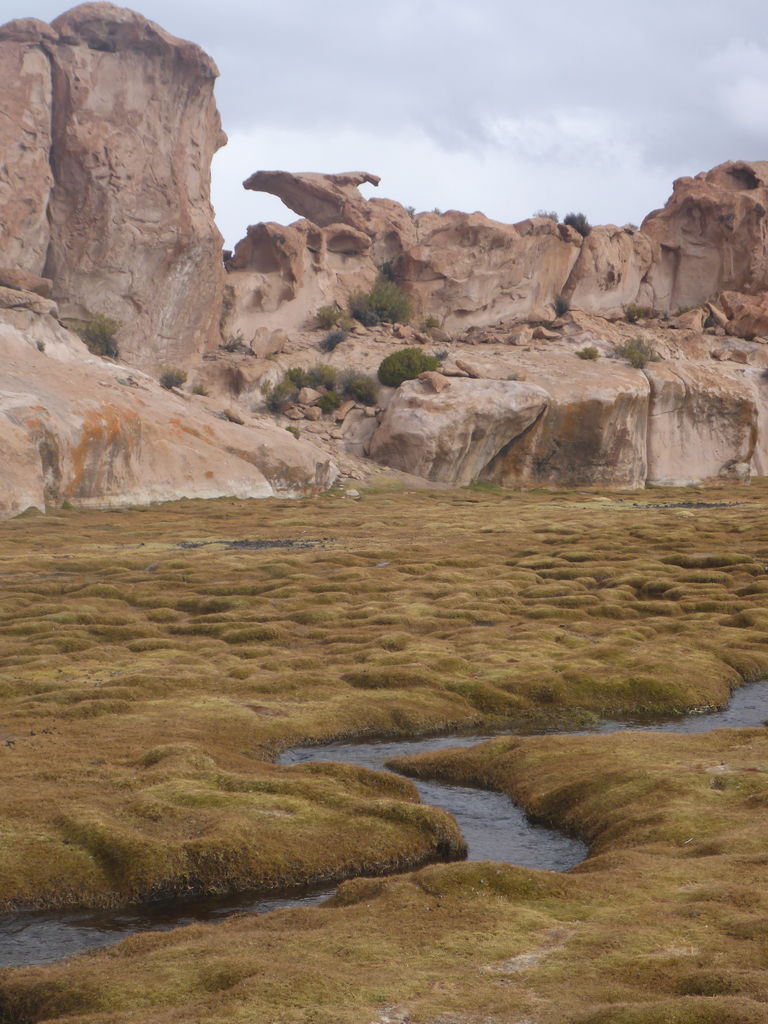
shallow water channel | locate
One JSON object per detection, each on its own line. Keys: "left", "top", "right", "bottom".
{"left": 4, "top": 681, "right": 768, "bottom": 968}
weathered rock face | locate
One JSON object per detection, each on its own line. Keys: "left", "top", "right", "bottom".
{"left": 398, "top": 214, "right": 581, "bottom": 327}
{"left": 0, "top": 19, "right": 56, "bottom": 274}
{"left": 643, "top": 161, "right": 768, "bottom": 311}
{"left": 223, "top": 219, "right": 377, "bottom": 341}
{"left": 0, "top": 308, "right": 337, "bottom": 517}
{"left": 563, "top": 225, "right": 657, "bottom": 316}
{"left": 645, "top": 363, "right": 758, "bottom": 486}
{"left": 368, "top": 376, "right": 549, "bottom": 485}
{"left": 720, "top": 291, "right": 768, "bottom": 341}
{"left": 485, "top": 354, "right": 650, "bottom": 489}
{"left": 0, "top": 3, "right": 226, "bottom": 375}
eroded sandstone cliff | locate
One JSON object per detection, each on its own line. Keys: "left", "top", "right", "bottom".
{"left": 0, "top": 3, "right": 225, "bottom": 374}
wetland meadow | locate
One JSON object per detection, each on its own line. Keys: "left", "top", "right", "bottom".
{"left": 2, "top": 483, "right": 768, "bottom": 1022}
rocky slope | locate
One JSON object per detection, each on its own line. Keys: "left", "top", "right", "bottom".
{"left": 0, "top": 302, "right": 336, "bottom": 517}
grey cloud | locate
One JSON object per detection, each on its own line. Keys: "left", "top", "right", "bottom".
{"left": 5, "top": 0, "right": 768, "bottom": 235}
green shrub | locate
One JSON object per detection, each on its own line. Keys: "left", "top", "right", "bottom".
{"left": 192, "top": 384, "right": 209, "bottom": 396}
{"left": 321, "top": 329, "right": 348, "bottom": 353}
{"left": 420, "top": 315, "right": 441, "bottom": 332}
{"left": 306, "top": 364, "right": 338, "bottom": 391}
{"left": 262, "top": 377, "right": 297, "bottom": 413}
{"left": 349, "top": 276, "right": 413, "bottom": 325}
{"left": 624, "top": 303, "right": 653, "bottom": 324}
{"left": 77, "top": 314, "right": 120, "bottom": 358}
{"left": 285, "top": 425, "right": 300, "bottom": 439}
{"left": 616, "top": 337, "right": 656, "bottom": 369}
{"left": 318, "top": 392, "right": 342, "bottom": 414}
{"left": 378, "top": 347, "right": 440, "bottom": 388}
{"left": 159, "top": 368, "right": 187, "bottom": 390}
{"left": 577, "top": 346, "right": 599, "bottom": 360}
{"left": 554, "top": 294, "right": 570, "bottom": 317}
{"left": 315, "top": 305, "right": 340, "bottom": 330}
{"left": 341, "top": 371, "right": 379, "bottom": 405}
{"left": 563, "top": 212, "right": 591, "bottom": 237}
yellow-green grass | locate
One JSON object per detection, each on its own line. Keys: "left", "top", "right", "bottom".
{"left": 1, "top": 485, "right": 768, "bottom": 911}
{"left": 5, "top": 728, "right": 768, "bottom": 1022}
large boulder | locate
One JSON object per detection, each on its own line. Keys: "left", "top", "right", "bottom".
{"left": 0, "top": 310, "right": 337, "bottom": 517}
{"left": 720, "top": 291, "right": 768, "bottom": 341}
{"left": 485, "top": 353, "right": 650, "bottom": 489}
{"left": 0, "top": 3, "right": 227, "bottom": 376}
{"left": 644, "top": 362, "right": 758, "bottom": 486}
{"left": 643, "top": 161, "right": 768, "bottom": 311}
{"left": 368, "top": 376, "right": 549, "bottom": 484}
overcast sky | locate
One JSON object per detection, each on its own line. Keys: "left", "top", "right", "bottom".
{"left": 7, "top": 1, "right": 768, "bottom": 246}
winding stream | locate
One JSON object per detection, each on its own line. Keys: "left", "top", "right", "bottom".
{"left": 3, "top": 681, "right": 768, "bottom": 968}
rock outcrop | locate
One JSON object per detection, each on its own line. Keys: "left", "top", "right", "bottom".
{"left": 368, "top": 376, "right": 549, "bottom": 484}
{"left": 0, "top": 306, "right": 337, "bottom": 518}
{"left": 0, "top": 4, "right": 226, "bottom": 375}
{"left": 643, "top": 161, "right": 768, "bottom": 311}
{"left": 645, "top": 363, "right": 758, "bottom": 486}
{"left": 0, "top": 19, "right": 56, "bottom": 274}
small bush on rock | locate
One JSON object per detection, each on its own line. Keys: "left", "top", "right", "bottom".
{"left": 78, "top": 314, "right": 120, "bottom": 358}
{"left": 341, "top": 371, "right": 379, "bottom": 405}
{"left": 160, "top": 368, "right": 187, "bottom": 390}
{"left": 318, "top": 392, "right": 342, "bottom": 414}
{"left": 378, "top": 347, "right": 440, "bottom": 388}
{"left": 315, "top": 305, "right": 341, "bottom": 330}
{"left": 616, "top": 337, "right": 656, "bottom": 369}
{"left": 349, "top": 276, "right": 413, "bottom": 326}
{"left": 624, "top": 303, "right": 653, "bottom": 324}
{"left": 554, "top": 294, "right": 570, "bottom": 317}
{"left": 563, "top": 212, "right": 591, "bottom": 237}
{"left": 262, "top": 377, "right": 297, "bottom": 413}
{"left": 534, "top": 209, "right": 559, "bottom": 222}
{"left": 321, "top": 329, "right": 348, "bottom": 353}
{"left": 577, "top": 346, "right": 599, "bottom": 360}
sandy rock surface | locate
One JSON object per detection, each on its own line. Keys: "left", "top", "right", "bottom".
{"left": 0, "top": 310, "right": 337, "bottom": 517}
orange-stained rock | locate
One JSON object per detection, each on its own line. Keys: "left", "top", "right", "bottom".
{"left": 368, "top": 377, "right": 549, "bottom": 485}
{"left": 645, "top": 362, "right": 759, "bottom": 485}
{"left": 720, "top": 291, "right": 768, "bottom": 341}
{"left": 643, "top": 161, "right": 768, "bottom": 311}
{"left": 0, "top": 309, "right": 337, "bottom": 517}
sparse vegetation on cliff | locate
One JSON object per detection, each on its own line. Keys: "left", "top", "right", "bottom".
{"left": 378, "top": 347, "right": 440, "bottom": 387}
{"left": 577, "top": 345, "right": 599, "bottom": 359}
{"left": 159, "top": 368, "right": 187, "bottom": 390}
{"left": 563, "top": 211, "right": 592, "bottom": 237}
{"left": 263, "top": 363, "right": 378, "bottom": 414}
{"left": 616, "top": 336, "right": 656, "bottom": 369}
{"left": 554, "top": 293, "right": 570, "bottom": 317}
{"left": 349, "top": 276, "right": 413, "bottom": 326}
{"left": 624, "top": 303, "right": 654, "bottom": 323}
{"left": 76, "top": 314, "right": 121, "bottom": 358}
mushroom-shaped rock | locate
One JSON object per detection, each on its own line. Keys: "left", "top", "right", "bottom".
{"left": 243, "top": 170, "right": 381, "bottom": 230}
